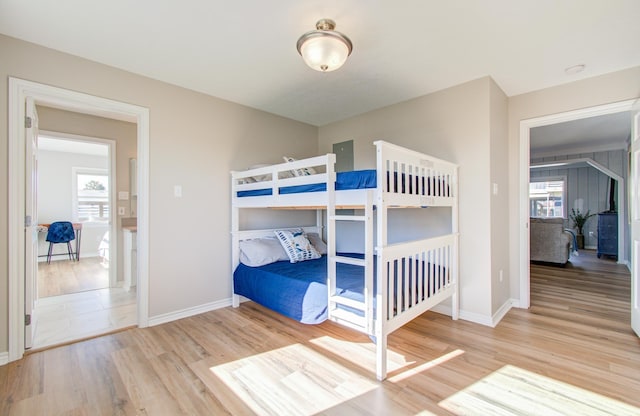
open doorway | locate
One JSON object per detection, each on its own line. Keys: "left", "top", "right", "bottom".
{"left": 31, "top": 131, "right": 138, "bottom": 349}
{"left": 8, "top": 78, "right": 150, "bottom": 362}
{"left": 518, "top": 99, "right": 636, "bottom": 310}
{"left": 37, "top": 133, "right": 113, "bottom": 297}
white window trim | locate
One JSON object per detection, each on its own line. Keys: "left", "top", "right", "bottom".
{"left": 529, "top": 175, "right": 567, "bottom": 219}
{"left": 72, "top": 166, "right": 110, "bottom": 225}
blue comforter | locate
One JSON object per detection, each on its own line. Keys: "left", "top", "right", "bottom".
{"left": 233, "top": 254, "right": 447, "bottom": 324}
{"left": 233, "top": 254, "right": 365, "bottom": 324}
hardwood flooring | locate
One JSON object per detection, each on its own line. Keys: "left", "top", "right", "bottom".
{"left": 33, "top": 257, "right": 137, "bottom": 350}
{"left": 2, "top": 252, "right": 639, "bottom": 415}
{"left": 33, "top": 287, "right": 137, "bottom": 350}
{"left": 38, "top": 257, "right": 109, "bottom": 298}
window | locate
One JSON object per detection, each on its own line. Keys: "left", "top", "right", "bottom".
{"left": 73, "top": 168, "right": 109, "bottom": 223}
{"left": 529, "top": 178, "right": 566, "bottom": 218}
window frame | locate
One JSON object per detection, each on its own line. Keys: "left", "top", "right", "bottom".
{"left": 72, "top": 166, "right": 110, "bottom": 225}
{"left": 529, "top": 175, "right": 567, "bottom": 219}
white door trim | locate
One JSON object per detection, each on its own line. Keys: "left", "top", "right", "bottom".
{"left": 518, "top": 99, "right": 637, "bottom": 309}
{"left": 8, "top": 77, "right": 150, "bottom": 361}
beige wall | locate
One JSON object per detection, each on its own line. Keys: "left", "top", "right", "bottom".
{"left": 36, "top": 106, "right": 137, "bottom": 283}
{"left": 508, "top": 66, "right": 640, "bottom": 301}
{"left": 4, "top": 32, "right": 638, "bottom": 357}
{"left": 319, "top": 77, "right": 499, "bottom": 320}
{"left": 0, "top": 34, "right": 318, "bottom": 353}
{"left": 489, "top": 79, "right": 510, "bottom": 314}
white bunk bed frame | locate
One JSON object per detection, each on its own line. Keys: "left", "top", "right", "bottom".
{"left": 231, "top": 140, "right": 459, "bottom": 380}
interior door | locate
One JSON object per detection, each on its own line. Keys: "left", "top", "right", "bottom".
{"left": 24, "top": 97, "right": 39, "bottom": 349}
{"left": 630, "top": 98, "right": 640, "bottom": 337}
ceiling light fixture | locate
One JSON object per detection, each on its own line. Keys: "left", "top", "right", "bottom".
{"left": 296, "top": 19, "right": 353, "bottom": 72}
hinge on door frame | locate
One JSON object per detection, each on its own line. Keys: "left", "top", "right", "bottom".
{"left": 25, "top": 116, "right": 32, "bottom": 128}
{"left": 25, "top": 314, "right": 31, "bottom": 326}
{"left": 25, "top": 215, "right": 32, "bottom": 227}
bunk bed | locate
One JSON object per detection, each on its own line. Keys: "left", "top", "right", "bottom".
{"left": 230, "top": 140, "right": 459, "bottom": 381}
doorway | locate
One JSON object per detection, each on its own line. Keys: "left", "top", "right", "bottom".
{"left": 31, "top": 132, "right": 138, "bottom": 349}
{"left": 518, "top": 99, "right": 637, "bottom": 310}
{"left": 8, "top": 78, "right": 150, "bottom": 362}
{"left": 37, "top": 133, "right": 115, "bottom": 295}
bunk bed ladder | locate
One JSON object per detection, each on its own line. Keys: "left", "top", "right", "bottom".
{"left": 327, "top": 191, "right": 375, "bottom": 335}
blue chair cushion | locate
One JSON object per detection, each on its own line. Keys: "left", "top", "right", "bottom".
{"left": 46, "top": 221, "right": 75, "bottom": 243}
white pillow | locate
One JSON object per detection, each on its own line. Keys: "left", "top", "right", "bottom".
{"left": 237, "top": 176, "right": 256, "bottom": 185}
{"left": 283, "top": 156, "right": 317, "bottom": 177}
{"left": 239, "top": 237, "right": 289, "bottom": 267}
{"left": 248, "top": 164, "right": 272, "bottom": 182}
{"left": 274, "top": 229, "right": 321, "bottom": 263}
{"left": 306, "top": 232, "right": 327, "bottom": 255}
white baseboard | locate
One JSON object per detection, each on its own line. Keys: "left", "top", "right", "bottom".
{"left": 491, "top": 298, "right": 516, "bottom": 327}
{"left": 432, "top": 303, "right": 497, "bottom": 327}
{"left": 145, "top": 296, "right": 515, "bottom": 331}
{"left": 148, "top": 298, "right": 232, "bottom": 327}
{"left": 0, "top": 351, "right": 8, "bottom": 366}
{"left": 458, "top": 309, "right": 494, "bottom": 327}
{"left": 430, "top": 304, "right": 451, "bottom": 316}
{"left": 37, "top": 252, "right": 100, "bottom": 262}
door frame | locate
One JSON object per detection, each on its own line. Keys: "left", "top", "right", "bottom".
{"left": 518, "top": 99, "right": 637, "bottom": 309}
{"left": 8, "top": 77, "right": 150, "bottom": 361}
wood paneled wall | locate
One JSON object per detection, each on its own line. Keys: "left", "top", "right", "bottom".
{"left": 530, "top": 149, "right": 627, "bottom": 248}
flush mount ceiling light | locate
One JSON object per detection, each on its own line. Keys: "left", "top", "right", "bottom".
{"left": 296, "top": 19, "right": 353, "bottom": 72}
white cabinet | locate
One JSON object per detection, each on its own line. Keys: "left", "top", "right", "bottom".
{"left": 123, "top": 229, "right": 137, "bottom": 291}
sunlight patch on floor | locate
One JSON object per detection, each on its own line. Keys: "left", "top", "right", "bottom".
{"left": 310, "top": 335, "right": 410, "bottom": 374}
{"left": 439, "top": 365, "right": 640, "bottom": 416}
{"left": 387, "top": 349, "right": 465, "bottom": 383}
{"left": 210, "top": 343, "right": 378, "bottom": 416}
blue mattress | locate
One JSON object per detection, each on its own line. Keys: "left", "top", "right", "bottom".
{"left": 237, "top": 170, "right": 376, "bottom": 197}
{"left": 237, "top": 169, "right": 450, "bottom": 198}
{"left": 233, "top": 254, "right": 447, "bottom": 324}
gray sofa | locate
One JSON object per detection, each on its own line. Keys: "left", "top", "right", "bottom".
{"left": 530, "top": 217, "right": 572, "bottom": 265}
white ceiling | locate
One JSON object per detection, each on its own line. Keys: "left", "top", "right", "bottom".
{"left": 531, "top": 111, "right": 632, "bottom": 157}
{"left": 38, "top": 136, "right": 108, "bottom": 157}
{"left": 1, "top": 1, "right": 639, "bottom": 138}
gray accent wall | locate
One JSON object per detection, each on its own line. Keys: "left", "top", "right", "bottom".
{"left": 530, "top": 149, "right": 628, "bottom": 251}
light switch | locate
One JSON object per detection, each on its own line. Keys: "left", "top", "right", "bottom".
{"left": 118, "top": 206, "right": 126, "bottom": 216}
{"left": 118, "top": 191, "right": 129, "bottom": 200}
{"left": 174, "top": 185, "right": 182, "bottom": 198}
{"left": 492, "top": 183, "right": 498, "bottom": 195}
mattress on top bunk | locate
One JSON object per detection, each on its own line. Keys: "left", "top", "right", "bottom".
{"left": 233, "top": 253, "right": 449, "bottom": 324}
{"left": 236, "top": 169, "right": 452, "bottom": 198}
{"left": 237, "top": 169, "right": 376, "bottom": 197}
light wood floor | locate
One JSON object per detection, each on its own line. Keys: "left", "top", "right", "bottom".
{"left": 38, "top": 257, "right": 109, "bottom": 298}
{"left": 2, "top": 252, "right": 639, "bottom": 415}
{"left": 33, "top": 257, "right": 137, "bottom": 350}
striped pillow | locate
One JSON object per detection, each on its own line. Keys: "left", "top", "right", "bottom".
{"left": 274, "top": 229, "right": 321, "bottom": 263}
{"left": 283, "top": 156, "right": 317, "bottom": 177}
